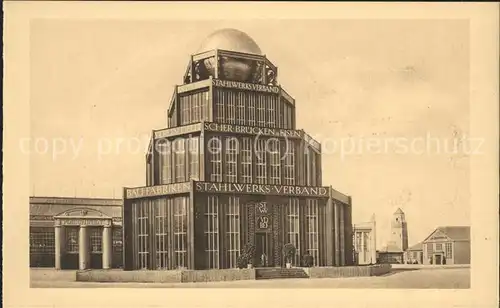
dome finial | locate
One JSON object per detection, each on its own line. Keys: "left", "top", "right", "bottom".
{"left": 198, "top": 28, "right": 262, "bottom": 55}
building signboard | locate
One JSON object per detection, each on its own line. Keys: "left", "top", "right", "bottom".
{"left": 154, "top": 123, "right": 202, "bottom": 139}
{"left": 255, "top": 202, "right": 272, "bottom": 232}
{"left": 203, "top": 122, "right": 302, "bottom": 139}
{"left": 30, "top": 197, "right": 120, "bottom": 206}
{"left": 59, "top": 219, "right": 110, "bottom": 227}
{"left": 125, "top": 182, "right": 192, "bottom": 199}
{"left": 195, "top": 182, "right": 329, "bottom": 197}
{"left": 212, "top": 79, "right": 279, "bottom": 94}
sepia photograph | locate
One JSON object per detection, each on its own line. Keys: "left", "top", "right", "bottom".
{"left": 3, "top": 2, "right": 499, "bottom": 308}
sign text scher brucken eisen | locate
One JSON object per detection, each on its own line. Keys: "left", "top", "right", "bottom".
{"left": 195, "top": 182, "right": 329, "bottom": 197}
{"left": 204, "top": 122, "right": 302, "bottom": 139}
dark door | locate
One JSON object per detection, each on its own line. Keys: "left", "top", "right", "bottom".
{"left": 435, "top": 254, "right": 442, "bottom": 265}
{"left": 89, "top": 227, "right": 103, "bottom": 269}
{"left": 62, "top": 227, "right": 79, "bottom": 270}
{"left": 255, "top": 233, "right": 273, "bottom": 267}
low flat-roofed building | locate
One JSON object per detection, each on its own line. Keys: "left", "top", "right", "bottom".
{"left": 30, "top": 196, "right": 123, "bottom": 270}
{"left": 404, "top": 242, "right": 423, "bottom": 264}
{"left": 422, "top": 226, "right": 470, "bottom": 265}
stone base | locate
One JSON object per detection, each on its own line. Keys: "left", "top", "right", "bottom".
{"left": 76, "top": 265, "right": 391, "bottom": 283}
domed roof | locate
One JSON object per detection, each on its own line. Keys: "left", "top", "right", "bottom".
{"left": 198, "top": 28, "right": 262, "bottom": 55}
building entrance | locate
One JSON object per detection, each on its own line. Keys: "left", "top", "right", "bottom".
{"left": 434, "top": 254, "right": 443, "bottom": 265}
{"left": 255, "top": 233, "right": 273, "bottom": 267}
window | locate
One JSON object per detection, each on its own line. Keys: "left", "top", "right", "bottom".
{"left": 305, "top": 147, "right": 311, "bottom": 185}
{"left": 426, "top": 243, "right": 433, "bottom": 255}
{"left": 267, "top": 98, "right": 276, "bottom": 127}
{"left": 269, "top": 139, "right": 281, "bottom": 184}
{"left": 241, "top": 138, "right": 253, "bottom": 183}
{"left": 435, "top": 243, "right": 443, "bottom": 251}
{"left": 205, "top": 196, "right": 219, "bottom": 269}
{"left": 192, "top": 94, "right": 200, "bottom": 123}
{"left": 136, "top": 201, "right": 150, "bottom": 269}
{"left": 216, "top": 90, "right": 225, "bottom": 122}
{"left": 65, "top": 227, "right": 79, "bottom": 253}
{"left": 225, "top": 137, "right": 238, "bottom": 183}
{"left": 310, "top": 151, "right": 317, "bottom": 186}
{"left": 89, "top": 228, "right": 102, "bottom": 253}
{"left": 174, "top": 197, "right": 188, "bottom": 269}
{"left": 112, "top": 228, "right": 122, "bottom": 253}
{"left": 287, "top": 198, "right": 300, "bottom": 266}
{"left": 306, "top": 199, "right": 319, "bottom": 266}
{"left": 155, "top": 199, "right": 169, "bottom": 269}
{"left": 237, "top": 93, "right": 246, "bottom": 125}
{"left": 445, "top": 242, "right": 452, "bottom": 259}
{"left": 181, "top": 98, "right": 191, "bottom": 125}
{"left": 201, "top": 92, "right": 210, "bottom": 121}
{"left": 208, "top": 137, "right": 222, "bottom": 182}
{"left": 255, "top": 139, "right": 267, "bottom": 184}
{"left": 30, "top": 227, "right": 55, "bottom": 254}
{"left": 226, "top": 197, "right": 241, "bottom": 268}
{"left": 174, "top": 139, "right": 186, "bottom": 182}
{"left": 159, "top": 140, "right": 172, "bottom": 184}
{"left": 257, "top": 98, "right": 266, "bottom": 127}
{"left": 283, "top": 140, "right": 296, "bottom": 185}
{"left": 189, "top": 137, "right": 199, "bottom": 180}
{"left": 248, "top": 97, "right": 256, "bottom": 126}
{"left": 227, "top": 94, "right": 236, "bottom": 124}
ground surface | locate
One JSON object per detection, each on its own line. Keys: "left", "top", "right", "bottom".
{"left": 30, "top": 267, "right": 470, "bottom": 289}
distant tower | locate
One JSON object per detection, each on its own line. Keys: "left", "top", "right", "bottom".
{"left": 390, "top": 208, "right": 408, "bottom": 251}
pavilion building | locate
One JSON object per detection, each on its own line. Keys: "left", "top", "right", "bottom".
{"left": 122, "top": 28, "right": 354, "bottom": 270}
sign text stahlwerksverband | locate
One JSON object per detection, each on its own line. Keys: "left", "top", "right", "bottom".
{"left": 213, "top": 79, "right": 279, "bottom": 94}
{"left": 204, "top": 122, "right": 302, "bottom": 138}
{"left": 195, "top": 182, "right": 329, "bottom": 197}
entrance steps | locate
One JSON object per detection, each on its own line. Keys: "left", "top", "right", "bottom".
{"left": 255, "top": 267, "right": 309, "bottom": 280}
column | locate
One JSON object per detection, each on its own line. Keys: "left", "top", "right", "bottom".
{"left": 333, "top": 202, "right": 340, "bottom": 266}
{"left": 102, "top": 225, "right": 112, "bottom": 269}
{"left": 371, "top": 223, "right": 377, "bottom": 264}
{"left": 361, "top": 231, "right": 365, "bottom": 264}
{"left": 79, "top": 225, "right": 89, "bottom": 270}
{"left": 54, "top": 225, "right": 62, "bottom": 270}
{"left": 339, "top": 205, "right": 345, "bottom": 265}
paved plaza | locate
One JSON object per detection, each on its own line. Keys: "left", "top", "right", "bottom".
{"left": 31, "top": 267, "right": 470, "bottom": 289}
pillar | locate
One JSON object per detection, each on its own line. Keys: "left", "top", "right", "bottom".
{"left": 371, "top": 215, "right": 377, "bottom": 264}
{"left": 102, "top": 225, "right": 112, "bottom": 269}
{"left": 361, "top": 231, "right": 365, "bottom": 264}
{"left": 79, "top": 225, "right": 89, "bottom": 270}
{"left": 54, "top": 225, "right": 63, "bottom": 270}
{"left": 333, "top": 202, "right": 340, "bottom": 266}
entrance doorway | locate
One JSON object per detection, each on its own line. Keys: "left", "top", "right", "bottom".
{"left": 255, "top": 233, "right": 273, "bottom": 267}
{"left": 89, "top": 227, "right": 103, "bottom": 269}
{"left": 434, "top": 254, "right": 443, "bottom": 265}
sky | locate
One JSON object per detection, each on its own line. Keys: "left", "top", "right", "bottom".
{"left": 29, "top": 19, "right": 470, "bottom": 248}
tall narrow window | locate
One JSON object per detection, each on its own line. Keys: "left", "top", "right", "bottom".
{"left": 174, "top": 139, "right": 186, "bottom": 182}
{"left": 237, "top": 93, "right": 246, "bottom": 125}
{"left": 287, "top": 198, "right": 300, "bottom": 266}
{"left": 89, "top": 227, "right": 102, "bottom": 254}
{"left": 241, "top": 138, "right": 253, "bottom": 183}
{"left": 216, "top": 90, "right": 225, "bottom": 122}
{"left": 248, "top": 94, "right": 256, "bottom": 126}
{"left": 305, "top": 147, "right": 311, "bottom": 186}
{"left": 192, "top": 93, "right": 200, "bottom": 123}
{"left": 202, "top": 91, "right": 210, "bottom": 121}
{"left": 225, "top": 137, "right": 238, "bottom": 183}
{"left": 445, "top": 242, "right": 452, "bottom": 259}
{"left": 137, "top": 201, "right": 149, "bottom": 269}
{"left": 255, "top": 139, "right": 267, "bottom": 184}
{"left": 306, "top": 199, "right": 319, "bottom": 266}
{"left": 155, "top": 199, "right": 169, "bottom": 269}
{"left": 159, "top": 140, "right": 172, "bottom": 184}
{"left": 269, "top": 139, "right": 281, "bottom": 184}
{"left": 226, "top": 197, "right": 241, "bottom": 268}
{"left": 65, "top": 227, "right": 79, "bottom": 254}
{"left": 257, "top": 97, "right": 266, "bottom": 127}
{"left": 310, "top": 151, "right": 317, "bottom": 186}
{"left": 189, "top": 137, "right": 199, "bottom": 180}
{"left": 208, "top": 137, "right": 222, "bottom": 182}
{"left": 205, "top": 196, "right": 219, "bottom": 269}
{"left": 283, "top": 140, "right": 295, "bottom": 185}
{"left": 267, "top": 98, "right": 276, "bottom": 128}
{"left": 227, "top": 93, "right": 236, "bottom": 124}
{"left": 174, "top": 197, "right": 187, "bottom": 269}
